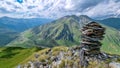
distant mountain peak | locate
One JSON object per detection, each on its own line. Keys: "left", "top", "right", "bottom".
{"left": 62, "top": 15, "right": 90, "bottom": 18}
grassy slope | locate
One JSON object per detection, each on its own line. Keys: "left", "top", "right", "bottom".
{"left": 0, "top": 46, "right": 120, "bottom": 68}
{"left": 101, "top": 25, "right": 120, "bottom": 55}
{"left": 0, "top": 47, "right": 41, "bottom": 68}
{"left": 0, "top": 46, "right": 68, "bottom": 68}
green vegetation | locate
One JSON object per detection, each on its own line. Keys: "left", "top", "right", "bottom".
{"left": 101, "top": 25, "right": 120, "bottom": 55}
{"left": 0, "top": 47, "right": 42, "bottom": 68}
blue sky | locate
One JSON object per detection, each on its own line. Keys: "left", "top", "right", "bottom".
{"left": 0, "top": 0, "right": 120, "bottom": 19}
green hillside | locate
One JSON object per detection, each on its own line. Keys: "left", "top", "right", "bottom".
{"left": 7, "top": 15, "right": 120, "bottom": 54}
{"left": 101, "top": 25, "right": 120, "bottom": 54}
{"left": 0, "top": 47, "right": 42, "bottom": 68}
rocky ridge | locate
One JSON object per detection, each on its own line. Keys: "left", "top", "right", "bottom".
{"left": 17, "top": 46, "right": 120, "bottom": 68}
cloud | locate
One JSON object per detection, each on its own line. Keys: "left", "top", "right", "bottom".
{"left": 0, "top": 0, "right": 120, "bottom": 19}
{"left": 83, "top": 0, "right": 120, "bottom": 18}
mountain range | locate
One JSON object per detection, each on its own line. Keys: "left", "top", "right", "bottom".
{"left": 98, "top": 18, "right": 120, "bottom": 30}
{"left": 0, "top": 17, "right": 53, "bottom": 46}
{"left": 0, "top": 27, "right": 18, "bottom": 46}
{"left": 0, "top": 17, "right": 53, "bottom": 32}
{"left": 6, "top": 15, "right": 120, "bottom": 54}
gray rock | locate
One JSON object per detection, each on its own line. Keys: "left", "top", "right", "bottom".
{"left": 109, "top": 62, "right": 120, "bottom": 68}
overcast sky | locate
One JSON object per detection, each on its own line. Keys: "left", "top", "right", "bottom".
{"left": 0, "top": 0, "right": 120, "bottom": 19}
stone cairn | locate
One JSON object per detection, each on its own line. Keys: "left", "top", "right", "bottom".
{"left": 80, "top": 21, "right": 106, "bottom": 67}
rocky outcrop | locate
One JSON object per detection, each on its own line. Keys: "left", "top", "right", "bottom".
{"left": 18, "top": 46, "right": 120, "bottom": 68}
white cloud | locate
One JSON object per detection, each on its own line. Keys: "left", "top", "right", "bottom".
{"left": 0, "top": 0, "right": 120, "bottom": 19}
{"left": 83, "top": 0, "right": 120, "bottom": 18}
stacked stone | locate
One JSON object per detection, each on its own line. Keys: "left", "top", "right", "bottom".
{"left": 80, "top": 22, "right": 105, "bottom": 55}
